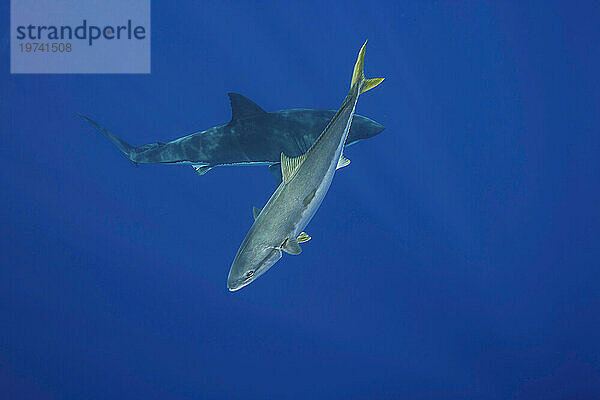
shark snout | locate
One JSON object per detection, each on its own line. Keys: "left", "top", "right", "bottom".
{"left": 349, "top": 115, "right": 385, "bottom": 143}
{"left": 372, "top": 121, "right": 385, "bottom": 135}
{"left": 364, "top": 119, "right": 385, "bottom": 137}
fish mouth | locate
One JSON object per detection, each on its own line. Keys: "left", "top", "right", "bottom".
{"left": 227, "top": 248, "right": 283, "bottom": 292}
{"left": 227, "top": 265, "right": 264, "bottom": 292}
{"left": 227, "top": 272, "right": 255, "bottom": 292}
{"left": 227, "top": 281, "right": 246, "bottom": 292}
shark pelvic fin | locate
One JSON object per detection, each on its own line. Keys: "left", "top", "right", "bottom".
{"left": 281, "top": 151, "right": 308, "bottom": 184}
{"left": 282, "top": 237, "right": 302, "bottom": 255}
{"left": 228, "top": 93, "right": 267, "bottom": 121}
{"left": 192, "top": 165, "right": 213, "bottom": 175}
{"left": 351, "top": 41, "right": 385, "bottom": 93}
{"left": 252, "top": 206, "right": 262, "bottom": 220}
{"left": 297, "top": 232, "right": 311, "bottom": 243}
{"left": 336, "top": 156, "right": 351, "bottom": 170}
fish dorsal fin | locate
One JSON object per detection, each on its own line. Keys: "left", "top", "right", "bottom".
{"left": 228, "top": 93, "right": 267, "bottom": 121}
{"left": 281, "top": 151, "right": 308, "bottom": 184}
{"left": 252, "top": 206, "right": 261, "bottom": 220}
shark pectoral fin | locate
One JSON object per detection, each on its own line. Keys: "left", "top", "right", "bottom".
{"left": 362, "top": 78, "right": 385, "bottom": 94}
{"left": 268, "top": 163, "right": 283, "bottom": 185}
{"left": 336, "top": 156, "right": 351, "bottom": 170}
{"left": 252, "top": 206, "right": 262, "bottom": 220}
{"left": 282, "top": 237, "right": 302, "bottom": 255}
{"left": 193, "top": 165, "right": 213, "bottom": 175}
{"left": 281, "top": 152, "right": 308, "bottom": 184}
{"left": 297, "top": 232, "right": 311, "bottom": 243}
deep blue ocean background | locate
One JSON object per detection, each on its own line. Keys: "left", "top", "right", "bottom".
{"left": 2, "top": 1, "right": 599, "bottom": 399}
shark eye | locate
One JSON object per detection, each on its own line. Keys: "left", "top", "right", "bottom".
{"left": 244, "top": 270, "right": 255, "bottom": 280}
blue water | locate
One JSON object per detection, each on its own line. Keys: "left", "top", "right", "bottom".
{"left": 2, "top": 1, "right": 599, "bottom": 399}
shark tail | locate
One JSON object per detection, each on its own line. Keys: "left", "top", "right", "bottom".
{"left": 77, "top": 113, "right": 138, "bottom": 165}
{"left": 351, "top": 40, "right": 385, "bottom": 94}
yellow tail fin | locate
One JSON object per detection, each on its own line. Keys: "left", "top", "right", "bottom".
{"left": 351, "top": 40, "right": 385, "bottom": 93}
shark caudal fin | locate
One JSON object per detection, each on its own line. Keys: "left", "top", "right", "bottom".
{"left": 77, "top": 114, "right": 137, "bottom": 165}
{"left": 351, "top": 40, "right": 385, "bottom": 94}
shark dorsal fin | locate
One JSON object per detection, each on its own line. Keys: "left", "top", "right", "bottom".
{"left": 281, "top": 151, "right": 308, "bottom": 184}
{"left": 228, "top": 93, "right": 267, "bottom": 121}
{"left": 252, "top": 206, "right": 262, "bottom": 220}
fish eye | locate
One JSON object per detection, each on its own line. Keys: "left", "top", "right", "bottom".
{"left": 244, "top": 270, "right": 255, "bottom": 280}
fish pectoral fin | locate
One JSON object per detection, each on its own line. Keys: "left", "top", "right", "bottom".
{"left": 282, "top": 237, "right": 302, "bottom": 255}
{"left": 252, "top": 206, "right": 262, "bottom": 220}
{"left": 192, "top": 164, "right": 213, "bottom": 176}
{"left": 297, "top": 232, "right": 311, "bottom": 243}
{"left": 336, "top": 156, "right": 351, "bottom": 170}
{"left": 281, "top": 151, "right": 308, "bottom": 184}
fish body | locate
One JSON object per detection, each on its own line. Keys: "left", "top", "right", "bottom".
{"left": 227, "top": 42, "right": 384, "bottom": 291}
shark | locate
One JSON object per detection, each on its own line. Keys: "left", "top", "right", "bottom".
{"left": 227, "top": 41, "right": 384, "bottom": 291}
{"left": 79, "top": 93, "right": 384, "bottom": 184}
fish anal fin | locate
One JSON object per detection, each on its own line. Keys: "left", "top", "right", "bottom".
{"left": 297, "top": 232, "right": 311, "bottom": 243}
{"left": 336, "top": 156, "right": 351, "bottom": 170}
{"left": 252, "top": 206, "right": 262, "bottom": 220}
{"left": 228, "top": 93, "right": 267, "bottom": 121}
{"left": 281, "top": 152, "right": 308, "bottom": 184}
{"left": 282, "top": 237, "right": 302, "bottom": 255}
